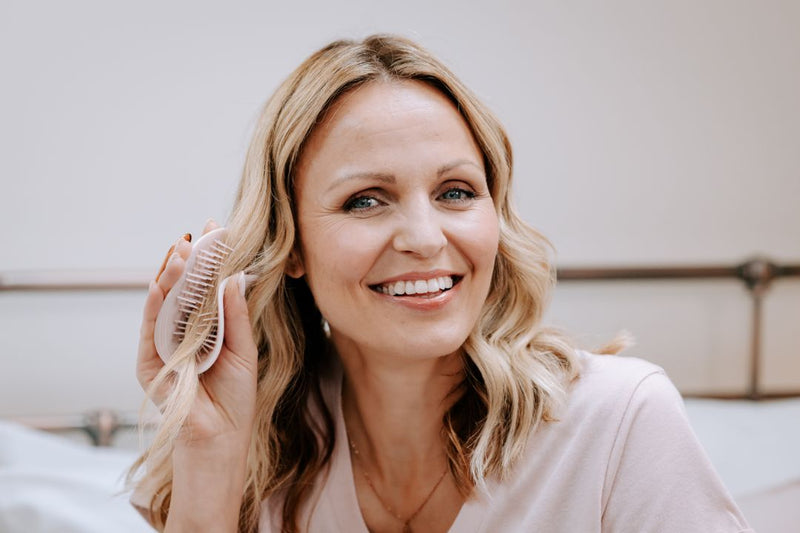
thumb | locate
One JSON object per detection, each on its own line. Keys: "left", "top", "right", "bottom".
{"left": 221, "top": 272, "right": 258, "bottom": 371}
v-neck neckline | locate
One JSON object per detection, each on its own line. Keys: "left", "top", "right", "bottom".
{"left": 321, "top": 369, "right": 490, "bottom": 532}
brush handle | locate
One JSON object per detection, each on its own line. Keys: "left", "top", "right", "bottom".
{"left": 200, "top": 271, "right": 256, "bottom": 373}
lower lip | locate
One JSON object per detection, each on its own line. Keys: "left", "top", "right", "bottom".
{"left": 371, "top": 282, "right": 460, "bottom": 311}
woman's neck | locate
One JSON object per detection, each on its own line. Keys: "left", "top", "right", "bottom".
{"left": 335, "top": 338, "right": 465, "bottom": 486}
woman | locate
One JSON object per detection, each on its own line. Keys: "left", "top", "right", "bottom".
{"left": 130, "top": 35, "right": 751, "bottom": 532}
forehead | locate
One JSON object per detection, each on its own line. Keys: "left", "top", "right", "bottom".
{"left": 295, "top": 79, "right": 483, "bottom": 184}
{"left": 319, "top": 79, "right": 458, "bottom": 135}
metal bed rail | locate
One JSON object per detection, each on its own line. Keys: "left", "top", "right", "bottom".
{"left": 0, "top": 269, "right": 151, "bottom": 292}
{"left": 558, "top": 257, "right": 800, "bottom": 400}
{"left": 8, "top": 410, "right": 144, "bottom": 447}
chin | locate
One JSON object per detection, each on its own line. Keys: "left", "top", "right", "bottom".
{"left": 329, "top": 324, "right": 474, "bottom": 363}
{"left": 383, "top": 334, "right": 469, "bottom": 361}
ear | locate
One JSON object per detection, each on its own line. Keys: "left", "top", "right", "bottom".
{"left": 285, "top": 248, "right": 305, "bottom": 279}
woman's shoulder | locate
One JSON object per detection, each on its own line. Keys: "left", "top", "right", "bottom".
{"left": 574, "top": 349, "right": 665, "bottom": 383}
{"left": 573, "top": 349, "right": 670, "bottom": 391}
{"left": 557, "top": 353, "right": 754, "bottom": 532}
{"left": 564, "top": 350, "right": 683, "bottom": 424}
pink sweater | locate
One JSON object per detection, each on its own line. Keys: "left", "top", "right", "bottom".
{"left": 260, "top": 352, "right": 753, "bottom": 532}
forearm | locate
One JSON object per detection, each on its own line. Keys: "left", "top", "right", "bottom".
{"left": 165, "top": 435, "right": 250, "bottom": 532}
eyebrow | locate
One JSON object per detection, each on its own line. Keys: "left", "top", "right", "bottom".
{"left": 325, "top": 172, "right": 395, "bottom": 193}
{"left": 437, "top": 159, "right": 484, "bottom": 177}
{"left": 325, "top": 159, "right": 484, "bottom": 193}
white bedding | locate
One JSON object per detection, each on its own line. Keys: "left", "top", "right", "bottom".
{"left": 684, "top": 397, "right": 800, "bottom": 533}
{"left": 0, "top": 421, "right": 150, "bottom": 533}
{"left": 1, "top": 399, "right": 798, "bottom": 532}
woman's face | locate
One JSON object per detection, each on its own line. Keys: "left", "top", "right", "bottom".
{"left": 293, "top": 79, "right": 499, "bottom": 362}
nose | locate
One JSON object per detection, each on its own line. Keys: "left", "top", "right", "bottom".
{"left": 392, "top": 199, "right": 447, "bottom": 258}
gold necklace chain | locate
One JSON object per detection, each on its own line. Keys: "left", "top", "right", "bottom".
{"left": 349, "top": 438, "right": 449, "bottom": 533}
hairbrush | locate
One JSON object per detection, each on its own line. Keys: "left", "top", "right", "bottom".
{"left": 154, "top": 227, "right": 254, "bottom": 373}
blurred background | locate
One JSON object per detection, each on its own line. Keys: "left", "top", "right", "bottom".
{"left": 0, "top": 1, "right": 798, "bottom": 531}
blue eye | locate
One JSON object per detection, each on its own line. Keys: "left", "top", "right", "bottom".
{"left": 344, "top": 195, "right": 381, "bottom": 212}
{"left": 440, "top": 187, "right": 475, "bottom": 202}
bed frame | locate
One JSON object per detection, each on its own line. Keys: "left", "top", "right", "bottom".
{"left": 8, "top": 410, "right": 142, "bottom": 447}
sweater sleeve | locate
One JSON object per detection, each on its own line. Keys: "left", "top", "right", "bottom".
{"left": 601, "top": 371, "right": 753, "bottom": 533}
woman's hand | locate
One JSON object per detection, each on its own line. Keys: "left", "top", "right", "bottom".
{"left": 137, "top": 220, "right": 259, "bottom": 531}
{"left": 137, "top": 219, "right": 259, "bottom": 445}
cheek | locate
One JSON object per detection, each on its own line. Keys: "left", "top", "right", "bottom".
{"left": 477, "top": 211, "right": 501, "bottom": 258}
{"left": 451, "top": 206, "right": 500, "bottom": 272}
{"left": 300, "top": 219, "right": 385, "bottom": 287}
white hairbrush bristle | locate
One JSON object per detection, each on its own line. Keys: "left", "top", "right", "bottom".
{"left": 154, "top": 227, "right": 240, "bottom": 373}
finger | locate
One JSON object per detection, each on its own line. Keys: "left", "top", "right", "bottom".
{"left": 156, "top": 253, "right": 186, "bottom": 295}
{"left": 174, "top": 234, "right": 192, "bottom": 261}
{"left": 203, "top": 218, "right": 219, "bottom": 235}
{"left": 154, "top": 244, "right": 175, "bottom": 283}
{"left": 137, "top": 280, "right": 166, "bottom": 391}
{"left": 219, "top": 273, "right": 258, "bottom": 373}
{"left": 155, "top": 234, "right": 191, "bottom": 282}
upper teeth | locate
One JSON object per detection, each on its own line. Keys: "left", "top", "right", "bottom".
{"left": 377, "top": 276, "right": 454, "bottom": 296}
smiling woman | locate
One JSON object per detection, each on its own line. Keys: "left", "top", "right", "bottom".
{"left": 127, "top": 35, "right": 752, "bottom": 533}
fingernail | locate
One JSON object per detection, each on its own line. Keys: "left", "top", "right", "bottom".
{"left": 167, "top": 252, "right": 180, "bottom": 264}
{"left": 148, "top": 280, "right": 157, "bottom": 292}
{"left": 183, "top": 233, "right": 192, "bottom": 243}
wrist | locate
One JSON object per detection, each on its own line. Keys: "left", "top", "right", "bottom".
{"left": 167, "top": 434, "right": 251, "bottom": 531}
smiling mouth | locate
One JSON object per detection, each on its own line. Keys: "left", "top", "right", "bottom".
{"left": 370, "top": 275, "right": 462, "bottom": 297}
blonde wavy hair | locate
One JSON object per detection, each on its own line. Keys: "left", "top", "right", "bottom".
{"left": 129, "top": 34, "right": 590, "bottom": 533}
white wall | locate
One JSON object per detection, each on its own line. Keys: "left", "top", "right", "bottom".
{"left": 1, "top": 0, "right": 798, "bottom": 415}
